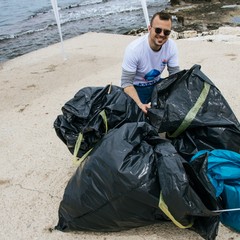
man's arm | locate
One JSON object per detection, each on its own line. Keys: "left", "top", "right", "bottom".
{"left": 121, "top": 69, "right": 150, "bottom": 114}
{"left": 167, "top": 40, "right": 180, "bottom": 76}
{"left": 168, "top": 65, "right": 180, "bottom": 75}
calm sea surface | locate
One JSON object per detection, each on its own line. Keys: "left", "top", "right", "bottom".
{"left": 0, "top": 0, "right": 170, "bottom": 62}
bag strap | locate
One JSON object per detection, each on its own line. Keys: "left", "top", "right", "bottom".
{"left": 72, "top": 109, "right": 108, "bottom": 166}
{"left": 159, "top": 192, "right": 193, "bottom": 229}
{"left": 168, "top": 82, "right": 210, "bottom": 138}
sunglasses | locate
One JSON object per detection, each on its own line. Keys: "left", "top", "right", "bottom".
{"left": 151, "top": 27, "right": 171, "bottom": 36}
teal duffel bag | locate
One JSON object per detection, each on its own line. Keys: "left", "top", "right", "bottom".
{"left": 220, "top": 182, "right": 240, "bottom": 232}
{"left": 191, "top": 149, "right": 240, "bottom": 232}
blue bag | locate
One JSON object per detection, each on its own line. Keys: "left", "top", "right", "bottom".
{"left": 191, "top": 149, "right": 240, "bottom": 232}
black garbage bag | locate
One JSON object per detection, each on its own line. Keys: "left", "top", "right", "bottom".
{"left": 148, "top": 64, "right": 240, "bottom": 160}
{"left": 54, "top": 84, "right": 145, "bottom": 158}
{"left": 155, "top": 141, "right": 220, "bottom": 240}
{"left": 55, "top": 122, "right": 220, "bottom": 239}
{"left": 55, "top": 122, "right": 165, "bottom": 232}
{"left": 170, "top": 126, "right": 240, "bottom": 161}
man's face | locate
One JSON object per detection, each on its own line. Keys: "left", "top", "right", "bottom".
{"left": 148, "top": 16, "right": 172, "bottom": 51}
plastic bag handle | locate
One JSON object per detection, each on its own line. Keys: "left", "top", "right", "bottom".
{"left": 72, "top": 109, "right": 108, "bottom": 166}
{"left": 168, "top": 82, "right": 210, "bottom": 138}
{"left": 159, "top": 192, "right": 193, "bottom": 229}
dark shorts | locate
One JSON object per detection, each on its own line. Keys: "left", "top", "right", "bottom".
{"left": 134, "top": 85, "right": 154, "bottom": 104}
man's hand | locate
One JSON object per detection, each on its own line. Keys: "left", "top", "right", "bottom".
{"left": 123, "top": 86, "right": 151, "bottom": 114}
{"left": 138, "top": 102, "right": 151, "bottom": 114}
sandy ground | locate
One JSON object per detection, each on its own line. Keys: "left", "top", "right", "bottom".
{"left": 0, "top": 31, "right": 240, "bottom": 240}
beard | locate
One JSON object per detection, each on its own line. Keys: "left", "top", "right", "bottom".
{"left": 154, "top": 35, "right": 167, "bottom": 46}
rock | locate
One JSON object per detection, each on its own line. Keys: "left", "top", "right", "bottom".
{"left": 170, "top": 30, "right": 179, "bottom": 39}
{"left": 171, "top": 0, "right": 181, "bottom": 5}
{"left": 215, "top": 26, "right": 240, "bottom": 35}
{"left": 178, "top": 30, "right": 198, "bottom": 39}
{"left": 125, "top": 27, "right": 148, "bottom": 36}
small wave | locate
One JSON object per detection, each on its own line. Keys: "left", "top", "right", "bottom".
{"left": 19, "top": 25, "right": 51, "bottom": 35}
{"left": 28, "top": 0, "right": 103, "bottom": 19}
{"left": 28, "top": 0, "right": 146, "bottom": 23}
{"left": 59, "top": 5, "right": 143, "bottom": 26}
{"left": 28, "top": 6, "right": 51, "bottom": 19}
{"left": 0, "top": 24, "right": 53, "bottom": 42}
{"left": 64, "top": 0, "right": 103, "bottom": 10}
{"left": 0, "top": 34, "right": 15, "bottom": 42}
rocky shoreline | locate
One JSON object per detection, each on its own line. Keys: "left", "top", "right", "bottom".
{"left": 168, "top": 0, "right": 240, "bottom": 32}
{"left": 125, "top": 0, "right": 240, "bottom": 39}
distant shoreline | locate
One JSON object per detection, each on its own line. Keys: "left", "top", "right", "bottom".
{"left": 125, "top": 26, "right": 240, "bottom": 42}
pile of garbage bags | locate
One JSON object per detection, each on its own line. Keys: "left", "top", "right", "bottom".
{"left": 54, "top": 65, "right": 240, "bottom": 239}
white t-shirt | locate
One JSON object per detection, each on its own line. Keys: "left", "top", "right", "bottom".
{"left": 122, "top": 34, "right": 179, "bottom": 86}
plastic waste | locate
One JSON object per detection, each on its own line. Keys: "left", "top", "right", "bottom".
{"left": 54, "top": 84, "right": 145, "bottom": 161}
{"left": 148, "top": 64, "right": 240, "bottom": 160}
{"left": 54, "top": 64, "right": 240, "bottom": 239}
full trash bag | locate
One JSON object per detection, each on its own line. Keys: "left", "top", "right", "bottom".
{"left": 148, "top": 64, "right": 240, "bottom": 160}
{"left": 155, "top": 139, "right": 220, "bottom": 240}
{"left": 54, "top": 84, "right": 145, "bottom": 159}
{"left": 55, "top": 122, "right": 165, "bottom": 232}
{"left": 55, "top": 122, "right": 221, "bottom": 239}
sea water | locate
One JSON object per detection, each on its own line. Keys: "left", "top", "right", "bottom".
{"left": 0, "top": 0, "right": 169, "bottom": 62}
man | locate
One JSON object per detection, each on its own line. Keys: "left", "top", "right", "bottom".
{"left": 121, "top": 12, "right": 180, "bottom": 113}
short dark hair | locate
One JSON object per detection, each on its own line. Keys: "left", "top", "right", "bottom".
{"left": 150, "top": 12, "right": 172, "bottom": 26}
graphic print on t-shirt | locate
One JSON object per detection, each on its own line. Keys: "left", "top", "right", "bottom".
{"left": 144, "top": 69, "right": 160, "bottom": 81}
{"left": 161, "top": 59, "right": 168, "bottom": 67}
{"left": 136, "top": 69, "right": 161, "bottom": 87}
